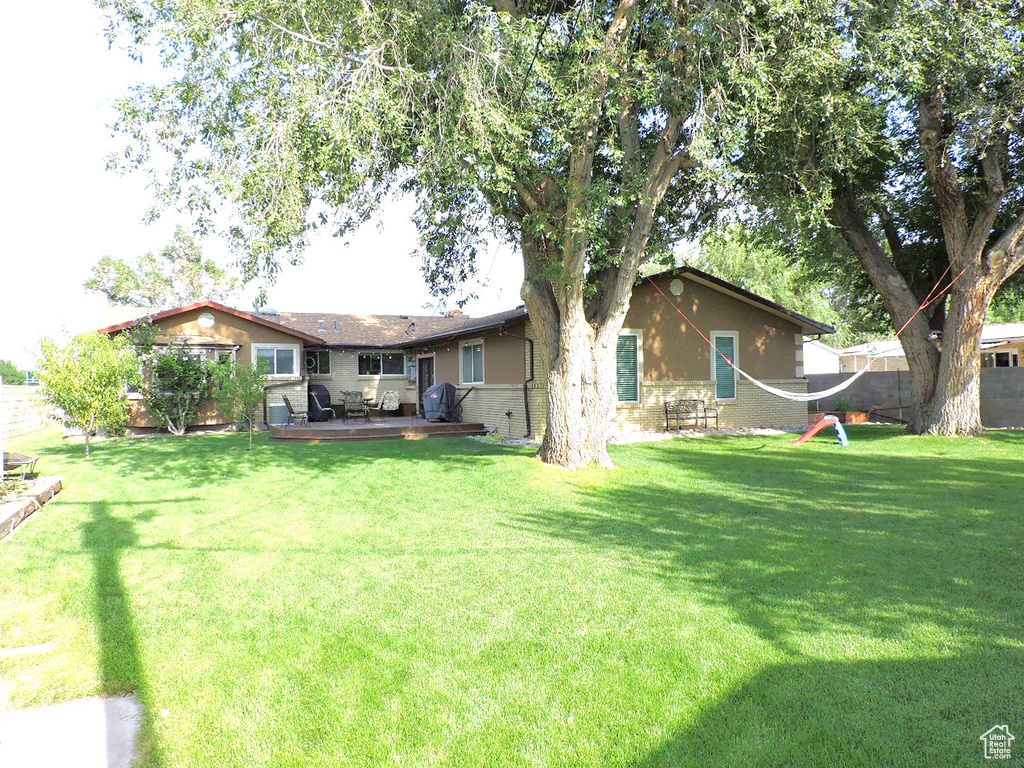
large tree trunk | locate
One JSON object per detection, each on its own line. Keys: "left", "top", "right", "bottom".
{"left": 535, "top": 303, "right": 617, "bottom": 469}
{"left": 520, "top": 236, "right": 628, "bottom": 469}
{"left": 829, "top": 187, "right": 941, "bottom": 431}
{"left": 920, "top": 278, "right": 998, "bottom": 434}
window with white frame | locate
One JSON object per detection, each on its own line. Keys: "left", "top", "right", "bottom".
{"left": 254, "top": 345, "right": 298, "bottom": 376}
{"left": 305, "top": 349, "right": 331, "bottom": 375}
{"left": 711, "top": 332, "right": 738, "bottom": 400}
{"left": 616, "top": 331, "right": 642, "bottom": 403}
{"left": 461, "top": 341, "right": 484, "bottom": 385}
{"left": 358, "top": 351, "right": 405, "bottom": 377}
{"left": 982, "top": 351, "right": 1019, "bottom": 368}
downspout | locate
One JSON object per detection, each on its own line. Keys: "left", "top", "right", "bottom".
{"left": 499, "top": 328, "right": 535, "bottom": 438}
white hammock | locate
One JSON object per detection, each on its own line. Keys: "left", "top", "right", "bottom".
{"left": 732, "top": 358, "right": 877, "bottom": 403}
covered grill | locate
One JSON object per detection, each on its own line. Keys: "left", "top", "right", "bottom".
{"left": 422, "top": 382, "right": 462, "bottom": 423}
{"left": 308, "top": 384, "right": 335, "bottom": 422}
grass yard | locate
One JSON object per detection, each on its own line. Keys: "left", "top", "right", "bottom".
{"left": 1, "top": 427, "right": 1022, "bottom": 767}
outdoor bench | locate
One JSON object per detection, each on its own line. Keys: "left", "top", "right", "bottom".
{"left": 664, "top": 399, "right": 719, "bottom": 431}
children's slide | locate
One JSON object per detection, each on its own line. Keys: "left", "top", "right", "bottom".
{"left": 792, "top": 415, "right": 849, "bottom": 446}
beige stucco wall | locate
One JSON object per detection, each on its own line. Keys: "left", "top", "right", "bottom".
{"left": 418, "top": 329, "right": 529, "bottom": 388}
{"left": 148, "top": 306, "right": 307, "bottom": 367}
{"left": 120, "top": 306, "right": 310, "bottom": 429}
{"left": 626, "top": 273, "right": 803, "bottom": 381}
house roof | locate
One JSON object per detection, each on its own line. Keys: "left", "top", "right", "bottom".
{"left": 94, "top": 267, "right": 832, "bottom": 350}
{"left": 803, "top": 339, "right": 842, "bottom": 356}
{"left": 272, "top": 308, "right": 527, "bottom": 348}
{"left": 841, "top": 322, "right": 1024, "bottom": 357}
{"left": 982, "top": 322, "right": 1024, "bottom": 343}
{"left": 667, "top": 267, "right": 836, "bottom": 335}
{"left": 840, "top": 338, "right": 904, "bottom": 357}
{"left": 96, "top": 300, "right": 325, "bottom": 344}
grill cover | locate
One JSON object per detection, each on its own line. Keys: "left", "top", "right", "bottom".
{"left": 308, "top": 384, "right": 334, "bottom": 422}
{"left": 422, "top": 382, "right": 460, "bottom": 422}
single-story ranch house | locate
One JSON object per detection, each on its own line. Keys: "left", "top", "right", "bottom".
{"left": 97, "top": 267, "right": 834, "bottom": 437}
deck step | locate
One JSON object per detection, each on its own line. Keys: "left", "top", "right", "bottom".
{"left": 269, "top": 423, "right": 487, "bottom": 443}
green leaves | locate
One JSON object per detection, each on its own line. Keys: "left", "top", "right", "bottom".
{"left": 83, "top": 226, "right": 239, "bottom": 308}
{"left": 214, "top": 359, "right": 268, "bottom": 450}
{"left": 36, "top": 333, "right": 142, "bottom": 455}
{"left": 142, "top": 342, "right": 218, "bottom": 436}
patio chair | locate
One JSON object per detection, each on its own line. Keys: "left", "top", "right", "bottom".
{"left": 367, "top": 390, "right": 401, "bottom": 423}
{"left": 3, "top": 452, "right": 39, "bottom": 478}
{"left": 343, "top": 391, "right": 369, "bottom": 423}
{"left": 282, "top": 396, "right": 308, "bottom": 427}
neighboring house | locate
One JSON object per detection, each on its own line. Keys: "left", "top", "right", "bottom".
{"left": 839, "top": 322, "right": 1024, "bottom": 373}
{"left": 97, "top": 267, "right": 834, "bottom": 436}
{"left": 802, "top": 339, "right": 842, "bottom": 374}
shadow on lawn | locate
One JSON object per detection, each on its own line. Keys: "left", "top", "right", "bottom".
{"left": 512, "top": 441, "right": 1024, "bottom": 654}
{"left": 82, "top": 501, "right": 163, "bottom": 767}
{"left": 44, "top": 432, "right": 528, "bottom": 487}
{"left": 630, "top": 648, "right": 1024, "bottom": 768}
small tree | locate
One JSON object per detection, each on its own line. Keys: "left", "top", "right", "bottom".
{"left": 0, "top": 360, "right": 27, "bottom": 386}
{"left": 37, "top": 334, "right": 141, "bottom": 458}
{"left": 216, "top": 362, "right": 268, "bottom": 451}
{"left": 143, "top": 343, "right": 216, "bottom": 436}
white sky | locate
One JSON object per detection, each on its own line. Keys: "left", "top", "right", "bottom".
{"left": 0, "top": 2, "right": 523, "bottom": 369}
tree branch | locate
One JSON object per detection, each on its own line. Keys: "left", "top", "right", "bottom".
{"left": 563, "top": 0, "right": 638, "bottom": 279}
{"left": 918, "top": 89, "right": 969, "bottom": 265}
{"left": 963, "top": 133, "right": 1008, "bottom": 266}
{"left": 988, "top": 209, "right": 1024, "bottom": 280}
{"left": 879, "top": 204, "right": 903, "bottom": 257}
{"left": 255, "top": 15, "right": 408, "bottom": 73}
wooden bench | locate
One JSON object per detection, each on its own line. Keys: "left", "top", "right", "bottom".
{"left": 664, "top": 399, "right": 719, "bottom": 431}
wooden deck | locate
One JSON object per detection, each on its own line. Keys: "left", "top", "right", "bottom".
{"left": 268, "top": 416, "right": 487, "bottom": 442}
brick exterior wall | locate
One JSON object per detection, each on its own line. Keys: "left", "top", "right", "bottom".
{"left": 308, "top": 349, "right": 413, "bottom": 407}
{"left": 1, "top": 386, "right": 53, "bottom": 441}
{"left": 263, "top": 380, "right": 308, "bottom": 425}
{"left": 610, "top": 379, "right": 809, "bottom": 433}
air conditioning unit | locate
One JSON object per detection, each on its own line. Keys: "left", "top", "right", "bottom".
{"left": 267, "top": 403, "right": 290, "bottom": 426}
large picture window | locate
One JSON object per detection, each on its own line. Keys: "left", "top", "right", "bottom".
{"left": 461, "top": 342, "right": 484, "bottom": 385}
{"left": 616, "top": 332, "right": 641, "bottom": 402}
{"left": 712, "top": 332, "right": 738, "bottom": 400}
{"left": 358, "top": 352, "right": 405, "bottom": 377}
{"left": 254, "top": 346, "right": 297, "bottom": 377}
{"left": 305, "top": 350, "right": 331, "bottom": 375}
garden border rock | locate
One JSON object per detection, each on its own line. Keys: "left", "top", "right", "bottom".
{"left": 0, "top": 476, "right": 63, "bottom": 541}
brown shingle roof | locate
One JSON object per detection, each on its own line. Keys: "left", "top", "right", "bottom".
{"left": 272, "top": 307, "right": 528, "bottom": 348}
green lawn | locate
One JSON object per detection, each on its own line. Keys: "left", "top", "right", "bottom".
{"left": 1, "top": 427, "right": 1022, "bottom": 767}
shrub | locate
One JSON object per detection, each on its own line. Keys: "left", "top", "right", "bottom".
{"left": 144, "top": 342, "right": 217, "bottom": 435}
{"left": 37, "top": 333, "right": 142, "bottom": 457}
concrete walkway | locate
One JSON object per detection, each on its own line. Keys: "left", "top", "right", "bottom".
{"left": 0, "top": 695, "right": 141, "bottom": 767}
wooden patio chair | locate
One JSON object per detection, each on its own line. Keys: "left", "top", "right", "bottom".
{"left": 282, "top": 396, "right": 308, "bottom": 427}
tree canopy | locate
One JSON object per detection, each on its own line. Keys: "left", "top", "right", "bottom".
{"left": 36, "top": 333, "right": 141, "bottom": 457}
{"left": 106, "top": 0, "right": 812, "bottom": 466}
{"left": 84, "top": 226, "right": 239, "bottom": 308}
{"left": 0, "top": 360, "right": 27, "bottom": 386}
{"left": 732, "top": 0, "right": 1024, "bottom": 433}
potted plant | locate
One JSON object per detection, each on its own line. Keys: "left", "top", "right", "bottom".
{"left": 831, "top": 395, "right": 868, "bottom": 424}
